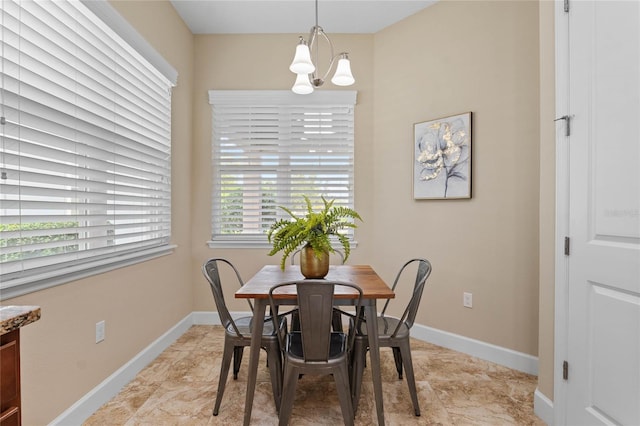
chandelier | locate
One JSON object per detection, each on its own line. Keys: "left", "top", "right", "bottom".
{"left": 289, "top": 0, "right": 355, "bottom": 94}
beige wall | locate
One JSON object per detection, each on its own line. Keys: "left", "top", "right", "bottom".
{"left": 371, "top": 0, "right": 541, "bottom": 355}
{"left": 4, "top": 1, "right": 558, "bottom": 423}
{"left": 5, "top": 2, "right": 195, "bottom": 424}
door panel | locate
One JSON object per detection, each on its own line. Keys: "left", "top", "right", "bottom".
{"left": 590, "top": 284, "right": 640, "bottom": 425}
{"left": 591, "top": 0, "right": 640, "bottom": 241}
{"left": 567, "top": 1, "right": 640, "bottom": 425}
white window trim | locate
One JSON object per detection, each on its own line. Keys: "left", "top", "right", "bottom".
{"left": 208, "top": 90, "right": 356, "bottom": 106}
{"left": 0, "top": 245, "right": 176, "bottom": 300}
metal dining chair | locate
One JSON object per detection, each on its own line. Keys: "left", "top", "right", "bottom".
{"left": 350, "top": 258, "right": 432, "bottom": 416}
{"left": 269, "top": 280, "right": 364, "bottom": 426}
{"left": 291, "top": 248, "right": 346, "bottom": 332}
{"left": 202, "top": 258, "right": 284, "bottom": 415}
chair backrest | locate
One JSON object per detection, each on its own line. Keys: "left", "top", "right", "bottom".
{"left": 381, "top": 258, "right": 432, "bottom": 334}
{"left": 269, "top": 280, "right": 363, "bottom": 362}
{"left": 291, "top": 248, "right": 345, "bottom": 265}
{"left": 202, "top": 258, "right": 248, "bottom": 337}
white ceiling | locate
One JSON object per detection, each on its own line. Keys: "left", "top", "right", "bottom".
{"left": 170, "top": 0, "right": 437, "bottom": 34}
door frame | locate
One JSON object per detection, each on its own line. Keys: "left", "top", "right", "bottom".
{"left": 553, "top": 0, "right": 570, "bottom": 424}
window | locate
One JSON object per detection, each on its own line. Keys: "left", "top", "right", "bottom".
{"left": 0, "top": 0, "right": 177, "bottom": 298}
{"left": 208, "top": 90, "right": 357, "bottom": 248}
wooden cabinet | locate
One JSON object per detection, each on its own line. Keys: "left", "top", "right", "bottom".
{"left": 0, "top": 305, "right": 40, "bottom": 426}
{"left": 0, "top": 329, "right": 21, "bottom": 426}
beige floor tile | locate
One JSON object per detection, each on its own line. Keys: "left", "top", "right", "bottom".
{"left": 84, "top": 325, "right": 543, "bottom": 426}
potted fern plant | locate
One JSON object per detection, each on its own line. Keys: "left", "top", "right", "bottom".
{"left": 267, "top": 195, "right": 362, "bottom": 278}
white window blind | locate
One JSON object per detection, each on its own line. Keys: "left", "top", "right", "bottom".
{"left": 0, "top": 0, "right": 175, "bottom": 296}
{"left": 209, "top": 90, "right": 357, "bottom": 247}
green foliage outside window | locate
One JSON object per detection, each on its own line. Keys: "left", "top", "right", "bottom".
{"left": 0, "top": 222, "right": 79, "bottom": 262}
{"left": 221, "top": 186, "right": 243, "bottom": 234}
{"left": 219, "top": 182, "right": 278, "bottom": 234}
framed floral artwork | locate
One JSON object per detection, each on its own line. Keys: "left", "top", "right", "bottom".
{"left": 413, "top": 112, "right": 472, "bottom": 199}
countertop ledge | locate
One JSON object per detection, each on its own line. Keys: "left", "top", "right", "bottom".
{"left": 0, "top": 305, "right": 41, "bottom": 335}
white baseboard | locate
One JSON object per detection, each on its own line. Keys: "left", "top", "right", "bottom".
{"left": 191, "top": 310, "right": 249, "bottom": 325}
{"left": 197, "top": 312, "right": 538, "bottom": 377}
{"left": 48, "top": 313, "right": 196, "bottom": 426}
{"left": 190, "top": 310, "right": 221, "bottom": 325}
{"left": 196, "top": 313, "right": 540, "bottom": 375}
{"left": 534, "top": 387, "right": 554, "bottom": 425}
{"left": 51, "top": 312, "right": 542, "bottom": 425}
{"left": 411, "top": 323, "right": 539, "bottom": 375}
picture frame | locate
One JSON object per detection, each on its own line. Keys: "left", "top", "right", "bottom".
{"left": 413, "top": 112, "right": 472, "bottom": 200}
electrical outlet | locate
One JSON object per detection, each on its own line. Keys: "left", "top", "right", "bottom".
{"left": 96, "top": 320, "right": 105, "bottom": 343}
{"left": 463, "top": 292, "right": 473, "bottom": 308}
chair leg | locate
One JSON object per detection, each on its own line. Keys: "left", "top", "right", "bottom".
{"left": 350, "top": 339, "right": 366, "bottom": 414}
{"left": 266, "top": 342, "right": 283, "bottom": 413}
{"left": 278, "top": 362, "right": 299, "bottom": 426}
{"left": 392, "top": 346, "right": 403, "bottom": 379}
{"left": 213, "top": 339, "right": 235, "bottom": 416}
{"left": 233, "top": 346, "right": 244, "bottom": 379}
{"left": 398, "top": 341, "right": 420, "bottom": 416}
{"left": 334, "top": 361, "right": 355, "bottom": 425}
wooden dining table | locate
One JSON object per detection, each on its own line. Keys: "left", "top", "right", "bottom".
{"left": 235, "top": 264, "right": 394, "bottom": 426}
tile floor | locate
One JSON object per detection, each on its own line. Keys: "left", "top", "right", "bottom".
{"left": 84, "top": 325, "right": 545, "bottom": 425}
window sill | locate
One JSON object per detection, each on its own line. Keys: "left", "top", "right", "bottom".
{"left": 207, "top": 238, "right": 358, "bottom": 250}
{"left": 0, "top": 245, "right": 177, "bottom": 301}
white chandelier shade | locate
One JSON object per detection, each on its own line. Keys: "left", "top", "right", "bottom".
{"left": 292, "top": 73, "right": 315, "bottom": 95}
{"left": 331, "top": 54, "right": 355, "bottom": 86}
{"left": 289, "top": 0, "right": 355, "bottom": 94}
{"left": 290, "top": 41, "right": 315, "bottom": 74}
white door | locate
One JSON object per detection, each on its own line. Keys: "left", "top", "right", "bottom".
{"left": 562, "top": 1, "right": 640, "bottom": 424}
